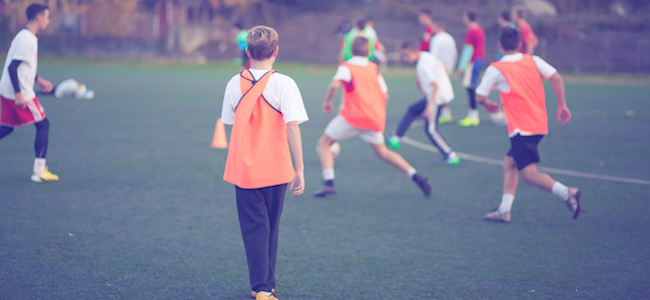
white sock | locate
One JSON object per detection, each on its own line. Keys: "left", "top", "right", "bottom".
{"left": 33, "top": 158, "right": 46, "bottom": 175}
{"left": 441, "top": 106, "right": 452, "bottom": 118}
{"left": 407, "top": 167, "right": 416, "bottom": 178}
{"left": 322, "top": 169, "right": 335, "bottom": 181}
{"left": 390, "top": 134, "right": 401, "bottom": 141}
{"left": 448, "top": 152, "right": 458, "bottom": 160}
{"left": 552, "top": 181, "right": 570, "bottom": 201}
{"left": 262, "top": 291, "right": 272, "bottom": 296}
{"left": 498, "top": 193, "right": 515, "bottom": 213}
{"left": 468, "top": 109, "right": 479, "bottom": 120}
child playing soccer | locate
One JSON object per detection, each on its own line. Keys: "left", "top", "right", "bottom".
{"left": 476, "top": 27, "right": 581, "bottom": 223}
{"left": 313, "top": 36, "right": 431, "bottom": 198}
{"left": 0, "top": 3, "right": 58, "bottom": 182}
{"left": 387, "top": 41, "right": 460, "bottom": 165}
{"left": 220, "top": 26, "right": 308, "bottom": 300}
{"left": 457, "top": 9, "right": 486, "bottom": 127}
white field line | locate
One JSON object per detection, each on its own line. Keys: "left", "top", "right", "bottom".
{"left": 400, "top": 136, "right": 650, "bottom": 186}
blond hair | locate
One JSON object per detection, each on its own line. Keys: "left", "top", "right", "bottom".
{"left": 246, "top": 25, "right": 279, "bottom": 60}
{"left": 351, "top": 35, "right": 370, "bottom": 57}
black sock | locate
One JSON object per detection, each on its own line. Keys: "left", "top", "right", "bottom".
{"left": 324, "top": 179, "right": 335, "bottom": 187}
{"left": 0, "top": 126, "right": 13, "bottom": 140}
{"left": 468, "top": 88, "right": 477, "bottom": 110}
{"left": 34, "top": 118, "right": 49, "bottom": 158}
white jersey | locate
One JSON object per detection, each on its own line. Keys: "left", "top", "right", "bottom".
{"left": 416, "top": 52, "right": 454, "bottom": 104}
{"left": 429, "top": 31, "right": 458, "bottom": 74}
{"left": 221, "top": 69, "right": 309, "bottom": 125}
{"left": 0, "top": 29, "right": 39, "bottom": 100}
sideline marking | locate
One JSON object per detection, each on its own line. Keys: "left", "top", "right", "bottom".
{"left": 401, "top": 136, "right": 650, "bottom": 186}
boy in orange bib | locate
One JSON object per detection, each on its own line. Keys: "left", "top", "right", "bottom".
{"left": 313, "top": 36, "right": 431, "bottom": 198}
{"left": 221, "top": 26, "right": 308, "bottom": 300}
{"left": 476, "top": 27, "right": 581, "bottom": 223}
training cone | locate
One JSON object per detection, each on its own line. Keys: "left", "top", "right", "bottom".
{"left": 210, "top": 118, "right": 228, "bottom": 149}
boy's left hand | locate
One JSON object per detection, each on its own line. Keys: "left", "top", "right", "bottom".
{"left": 557, "top": 105, "right": 571, "bottom": 125}
{"left": 36, "top": 77, "right": 53, "bottom": 93}
{"left": 289, "top": 171, "right": 304, "bottom": 196}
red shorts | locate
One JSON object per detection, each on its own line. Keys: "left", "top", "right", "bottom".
{"left": 1, "top": 95, "right": 46, "bottom": 127}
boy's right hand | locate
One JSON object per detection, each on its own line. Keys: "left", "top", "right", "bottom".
{"left": 15, "top": 92, "right": 26, "bottom": 108}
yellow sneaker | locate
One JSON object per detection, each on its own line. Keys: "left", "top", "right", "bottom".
{"left": 251, "top": 289, "right": 275, "bottom": 299}
{"left": 457, "top": 116, "right": 480, "bottom": 127}
{"left": 31, "top": 166, "right": 59, "bottom": 182}
{"left": 438, "top": 115, "right": 453, "bottom": 124}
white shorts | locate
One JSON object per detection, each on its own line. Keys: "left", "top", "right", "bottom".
{"left": 324, "top": 115, "right": 384, "bottom": 145}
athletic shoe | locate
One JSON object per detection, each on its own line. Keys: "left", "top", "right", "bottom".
{"left": 457, "top": 116, "right": 480, "bottom": 127}
{"left": 485, "top": 210, "right": 511, "bottom": 223}
{"left": 566, "top": 188, "right": 582, "bottom": 219}
{"left": 438, "top": 115, "right": 453, "bottom": 124}
{"left": 255, "top": 291, "right": 279, "bottom": 300}
{"left": 313, "top": 185, "right": 337, "bottom": 197}
{"left": 387, "top": 135, "right": 401, "bottom": 149}
{"left": 412, "top": 173, "right": 431, "bottom": 197}
{"left": 251, "top": 289, "right": 275, "bottom": 299}
{"left": 31, "top": 166, "right": 59, "bottom": 182}
{"left": 447, "top": 156, "right": 460, "bottom": 165}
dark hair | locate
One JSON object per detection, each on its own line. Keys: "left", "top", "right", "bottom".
{"left": 515, "top": 7, "right": 527, "bottom": 19}
{"left": 500, "top": 10, "right": 511, "bottom": 22}
{"left": 419, "top": 8, "right": 432, "bottom": 17}
{"left": 26, "top": 3, "right": 48, "bottom": 21}
{"left": 466, "top": 9, "right": 477, "bottom": 22}
{"left": 401, "top": 40, "right": 419, "bottom": 51}
{"left": 499, "top": 27, "right": 521, "bottom": 51}
{"left": 357, "top": 18, "right": 368, "bottom": 30}
{"left": 351, "top": 36, "right": 370, "bottom": 57}
{"left": 433, "top": 18, "right": 446, "bottom": 29}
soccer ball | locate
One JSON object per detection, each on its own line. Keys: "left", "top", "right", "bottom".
{"left": 489, "top": 110, "right": 508, "bottom": 126}
{"left": 316, "top": 142, "right": 341, "bottom": 158}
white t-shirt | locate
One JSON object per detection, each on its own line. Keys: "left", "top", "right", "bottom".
{"left": 333, "top": 56, "right": 388, "bottom": 93}
{"left": 0, "top": 29, "right": 38, "bottom": 100}
{"left": 476, "top": 53, "right": 557, "bottom": 96}
{"left": 416, "top": 52, "right": 454, "bottom": 104}
{"left": 221, "top": 69, "right": 309, "bottom": 125}
{"left": 429, "top": 31, "right": 458, "bottom": 74}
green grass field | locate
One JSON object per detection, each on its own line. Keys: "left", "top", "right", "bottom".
{"left": 1, "top": 59, "right": 649, "bottom": 299}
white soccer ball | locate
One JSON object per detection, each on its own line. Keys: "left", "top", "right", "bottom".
{"left": 316, "top": 142, "right": 341, "bottom": 158}
{"left": 489, "top": 110, "right": 508, "bottom": 126}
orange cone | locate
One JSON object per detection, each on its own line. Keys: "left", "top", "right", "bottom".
{"left": 210, "top": 118, "right": 228, "bottom": 149}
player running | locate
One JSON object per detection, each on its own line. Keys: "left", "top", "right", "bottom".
{"left": 387, "top": 41, "right": 460, "bottom": 165}
{"left": 476, "top": 27, "right": 581, "bottom": 223}
{"left": 457, "top": 9, "right": 486, "bottom": 127}
{"left": 0, "top": 3, "right": 58, "bottom": 182}
{"left": 313, "top": 36, "right": 431, "bottom": 198}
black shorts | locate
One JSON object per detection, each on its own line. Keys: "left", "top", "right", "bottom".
{"left": 506, "top": 134, "right": 544, "bottom": 170}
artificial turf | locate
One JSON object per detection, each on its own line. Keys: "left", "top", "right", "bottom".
{"left": 1, "top": 59, "right": 649, "bottom": 299}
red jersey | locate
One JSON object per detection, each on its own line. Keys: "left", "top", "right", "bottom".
{"left": 518, "top": 22, "right": 537, "bottom": 53}
{"left": 420, "top": 25, "right": 435, "bottom": 51}
{"left": 464, "top": 25, "right": 485, "bottom": 62}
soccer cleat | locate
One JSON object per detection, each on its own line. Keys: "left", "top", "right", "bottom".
{"left": 313, "top": 184, "right": 337, "bottom": 198}
{"left": 387, "top": 135, "right": 401, "bottom": 149}
{"left": 485, "top": 210, "right": 511, "bottom": 223}
{"left": 255, "top": 291, "right": 279, "bottom": 300}
{"left": 438, "top": 115, "right": 453, "bottom": 124}
{"left": 457, "top": 116, "right": 480, "bottom": 127}
{"left": 31, "top": 166, "right": 59, "bottom": 182}
{"left": 566, "top": 188, "right": 582, "bottom": 219}
{"left": 447, "top": 156, "right": 460, "bottom": 165}
{"left": 412, "top": 173, "right": 431, "bottom": 197}
{"left": 251, "top": 289, "right": 275, "bottom": 299}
